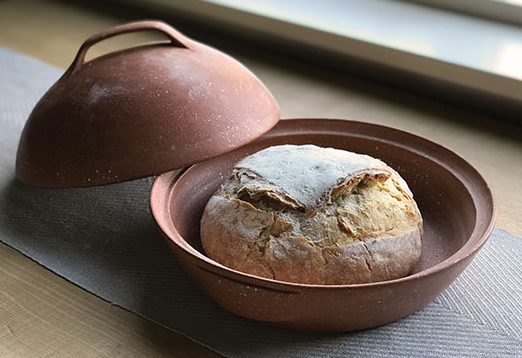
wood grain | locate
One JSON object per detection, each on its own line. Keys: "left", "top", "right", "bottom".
{"left": 0, "top": 0, "right": 520, "bottom": 356}
{"left": 0, "top": 243, "right": 217, "bottom": 357}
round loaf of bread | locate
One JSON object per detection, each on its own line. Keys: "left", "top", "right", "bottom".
{"left": 200, "top": 144, "right": 423, "bottom": 285}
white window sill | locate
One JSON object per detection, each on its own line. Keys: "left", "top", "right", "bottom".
{"left": 122, "top": 0, "right": 522, "bottom": 106}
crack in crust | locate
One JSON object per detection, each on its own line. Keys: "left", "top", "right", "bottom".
{"left": 200, "top": 145, "right": 423, "bottom": 285}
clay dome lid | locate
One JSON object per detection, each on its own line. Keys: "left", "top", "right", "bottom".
{"left": 16, "top": 20, "right": 280, "bottom": 188}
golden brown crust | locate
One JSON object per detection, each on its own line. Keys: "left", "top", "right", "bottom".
{"left": 200, "top": 145, "right": 423, "bottom": 285}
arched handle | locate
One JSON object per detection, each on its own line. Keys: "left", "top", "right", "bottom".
{"left": 68, "top": 20, "right": 189, "bottom": 73}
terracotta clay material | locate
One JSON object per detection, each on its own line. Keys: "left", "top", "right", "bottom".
{"left": 16, "top": 21, "right": 279, "bottom": 188}
{"left": 151, "top": 119, "right": 495, "bottom": 332}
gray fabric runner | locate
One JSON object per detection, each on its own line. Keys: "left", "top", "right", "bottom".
{"left": 0, "top": 47, "right": 521, "bottom": 357}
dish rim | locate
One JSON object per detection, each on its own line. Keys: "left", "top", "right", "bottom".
{"left": 151, "top": 118, "right": 496, "bottom": 290}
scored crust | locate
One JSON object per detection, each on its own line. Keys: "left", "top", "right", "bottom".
{"left": 200, "top": 145, "right": 423, "bottom": 285}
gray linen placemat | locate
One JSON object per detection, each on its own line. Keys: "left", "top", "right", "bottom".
{"left": 1, "top": 47, "right": 521, "bottom": 357}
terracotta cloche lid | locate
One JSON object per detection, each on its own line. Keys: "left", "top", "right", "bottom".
{"left": 16, "top": 20, "right": 280, "bottom": 188}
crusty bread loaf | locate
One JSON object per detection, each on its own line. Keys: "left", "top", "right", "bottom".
{"left": 200, "top": 145, "right": 423, "bottom": 285}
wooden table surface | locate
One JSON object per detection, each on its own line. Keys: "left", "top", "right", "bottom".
{"left": 1, "top": 0, "right": 521, "bottom": 357}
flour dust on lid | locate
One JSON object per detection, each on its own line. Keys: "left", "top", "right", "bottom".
{"left": 16, "top": 20, "right": 280, "bottom": 188}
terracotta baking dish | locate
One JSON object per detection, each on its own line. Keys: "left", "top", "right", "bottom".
{"left": 151, "top": 118, "right": 494, "bottom": 331}
{"left": 16, "top": 21, "right": 495, "bottom": 332}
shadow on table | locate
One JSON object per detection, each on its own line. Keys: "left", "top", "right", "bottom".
{"left": 0, "top": 175, "right": 357, "bottom": 356}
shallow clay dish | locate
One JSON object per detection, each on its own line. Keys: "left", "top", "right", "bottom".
{"left": 151, "top": 118, "right": 495, "bottom": 332}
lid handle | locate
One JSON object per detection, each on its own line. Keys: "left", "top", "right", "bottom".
{"left": 68, "top": 20, "right": 189, "bottom": 73}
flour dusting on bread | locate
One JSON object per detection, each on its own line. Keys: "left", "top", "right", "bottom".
{"left": 201, "top": 144, "right": 423, "bottom": 285}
